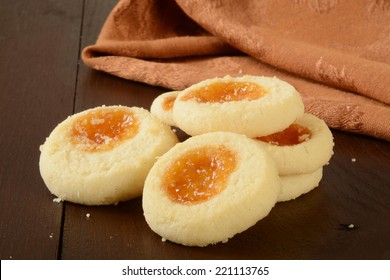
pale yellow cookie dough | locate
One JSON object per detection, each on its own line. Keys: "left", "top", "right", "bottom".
{"left": 278, "top": 168, "right": 323, "bottom": 202}
{"left": 143, "top": 131, "right": 281, "bottom": 247}
{"left": 173, "top": 75, "right": 304, "bottom": 137}
{"left": 39, "top": 105, "right": 178, "bottom": 205}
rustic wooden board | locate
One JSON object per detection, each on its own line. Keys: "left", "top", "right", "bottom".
{"left": 0, "top": 0, "right": 83, "bottom": 259}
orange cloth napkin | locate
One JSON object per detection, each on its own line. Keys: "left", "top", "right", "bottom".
{"left": 82, "top": 0, "right": 390, "bottom": 141}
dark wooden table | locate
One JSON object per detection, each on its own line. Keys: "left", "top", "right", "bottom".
{"left": 1, "top": 0, "right": 389, "bottom": 260}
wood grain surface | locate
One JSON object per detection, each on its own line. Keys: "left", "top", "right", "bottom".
{"left": 0, "top": 0, "right": 389, "bottom": 260}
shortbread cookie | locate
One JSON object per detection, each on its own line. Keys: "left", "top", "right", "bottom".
{"left": 143, "top": 131, "right": 281, "bottom": 247}
{"left": 173, "top": 75, "right": 304, "bottom": 137}
{"left": 278, "top": 168, "right": 323, "bottom": 202}
{"left": 150, "top": 91, "right": 179, "bottom": 127}
{"left": 254, "top": 113, "right": 334, "bottom": 176}
{"left": 39, "top": 105, "right": 178, "bottom": 205}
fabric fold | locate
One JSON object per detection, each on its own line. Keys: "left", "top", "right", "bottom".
{"left": 82, "top": 0, "right": 390, "bottom": 141}
{"left": 176, "top": 0, "right": 390, "bottom": 105}
{"left": 83, "top": 36, "right": 238, "bottom": 59}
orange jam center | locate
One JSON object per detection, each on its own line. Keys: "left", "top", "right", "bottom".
{"left": 180, "top": 81, "right": 268, "bottom": 103}
{"left": 256, "top": 124, "right": 311, "bottom": 146}
{"left": 70, "top": 107, "right": 139, "bottom": 152}
{"left": 162, "top": 146, "right": 237, "bottom": 205}
{"left": 162, "top": 96, "right": 176, "bottom": 111}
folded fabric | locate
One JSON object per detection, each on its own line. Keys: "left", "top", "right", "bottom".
{"left": 82, "top": 0, "right": 390, "bottom": 141}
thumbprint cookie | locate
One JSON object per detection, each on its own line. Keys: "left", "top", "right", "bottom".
{"left": 173, "top": 75, "right": 304, "bottom": 137}
{"left": 142, "top": 131, "right": 281, "bottom": 247}
{"left": 150, "top": 91, "right": 179, "bottom": 127}
{"left": 254, "top": 113, "right": 334, "bottom": 176}
{"left": 39, "top": 105, "right": 178, "bottom": 205}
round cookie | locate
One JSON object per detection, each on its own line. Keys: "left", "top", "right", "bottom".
{"left": 39, "top": 105, "right": 178, "bottom": 205}
{"left": 254, "top": 113, "right": 334, "bottom": 176}
{"left": 173, "top": 75, "right": 304, "bottom": 137}
{"left": 142, "top": 131, "right": 281, "bottom": 247}
{"left": 150, "top": 91, "right": 179, "bottom": 127}
{"left": 278, "top": 168, "right": 323, "bottom": 202}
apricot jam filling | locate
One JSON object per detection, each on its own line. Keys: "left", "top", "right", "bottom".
{"left": 180, "top": 81, "right": 268, "bottom": 103}
{"left": 256, "top": 124, "right": 311, "bottom": 146}
{"left": 162, "top": 96, "right": 176, "bottom": 111}
{"left": 70, "top": 108, "right": 139, "bottom": 152}
{"left": 162, "top": 146, "right": 237, "bottom": 205}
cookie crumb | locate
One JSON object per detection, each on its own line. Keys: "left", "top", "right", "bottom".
{"left": 338, "top": 223, "right": 358, "bottom": 231}
{"left": 53, "top": 197, "right": 62, "bottom": 203}
{"left": 351, "top": 158, "right": 356, "bottom": 162}
{"left": 86, "top": 213, "right": 90, "bottom": 219}
{"left": 49, "top": 233, "right": 54, "bottom": 238}
{"left": 161, "top": 237, "right": 166, "bottom": 242}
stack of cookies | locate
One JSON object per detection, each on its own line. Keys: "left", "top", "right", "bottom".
{"left": 39, "top": 75, "right": 334, "bottom": 247}
{"left": 147, "top": 75, "right": 334, "bottom": 246}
